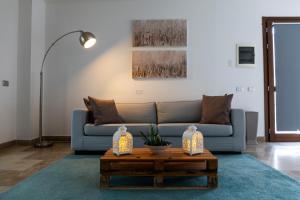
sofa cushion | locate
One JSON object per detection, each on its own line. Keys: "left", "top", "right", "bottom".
{"left": 156, "top": 100, "right": 201, "bottom": 123}
{"left": 158, "top": 123, "right": 233, "bottom": 137}
{"left": 84, "top": 123, "right": 154, "bottom": 136}
{"left": 88, "top": 97, "right": 123, "bottom": 125}
{"left": 200, "top": 94, "right": 233, "bottom": 124}
{"left": 83, "top": 98, "right": 94, "bottom": 123}
{"left": 116, "top": 102, "right": 156, "bottom": 123}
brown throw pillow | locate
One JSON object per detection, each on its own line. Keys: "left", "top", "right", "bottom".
{"left": 88, "top": 96, "right": 123, "bottom": 125}
{"left": 83, "top": 98, "right": 95, "bottom": 123}
{"left": 200, "top": 94, "right": 233, "bottom": 124}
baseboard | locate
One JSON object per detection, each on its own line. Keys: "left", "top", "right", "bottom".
{"left": 0, "top": 140, "right": 16, "bottom": 149}
{"left": 43, "top": 136, "right": 70, "bottom": 143}
{"left": 257, "top": 136, "right": 266, "bottom": 143}
{"left": 0, "top": 136, "right": 71, "bottom": 148}
{"left": 16, "top": 138, "right": 38, "bottom": 145}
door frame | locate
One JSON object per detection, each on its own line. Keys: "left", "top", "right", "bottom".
{"left": 263, "top": 17, "right": 300, "bottom": 142}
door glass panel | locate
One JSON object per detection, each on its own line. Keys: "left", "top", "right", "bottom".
{"left": 273, "top": 24, "right": 300, "bottom": 133}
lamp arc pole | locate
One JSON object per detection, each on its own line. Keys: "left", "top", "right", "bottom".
{"left": 34, "top": 30, "right": 96, "bottom": 148}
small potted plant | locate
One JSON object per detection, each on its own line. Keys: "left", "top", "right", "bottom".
{"left": 140, "top": 126, "right": 171, "bottom": 153}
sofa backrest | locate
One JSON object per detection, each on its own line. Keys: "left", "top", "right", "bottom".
{"left": 116, "top": 102, "right": 157, "bottom": 123}
{"left": 156, "top": 100, "right": 201, "bottom": 123}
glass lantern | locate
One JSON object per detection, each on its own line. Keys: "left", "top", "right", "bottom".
{"left": 113, "top": 125, "right": 133, "bottom": 156}
{"left": 182, "top": 125, "right": 204, "bottom": 155}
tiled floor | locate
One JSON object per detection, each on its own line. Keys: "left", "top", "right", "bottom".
{"left": 246, "top": 142, "right": 300, "bottom": 180}
{"left": 0, "top": 142, "right": 299, "bottom": 192}
{"left": 0, "top": 143, "right": 71, "bottom": 192}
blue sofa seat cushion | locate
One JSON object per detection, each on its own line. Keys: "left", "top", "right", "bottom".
{"left": 158, "top": 123, "right": 233, "bottom": 137}
{"left": 84, "top": 123, "right": 154, "bottom": 136}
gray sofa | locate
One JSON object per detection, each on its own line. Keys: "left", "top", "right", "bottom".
{"left": 71, "top": 100, "right": 246, "bottom": 152}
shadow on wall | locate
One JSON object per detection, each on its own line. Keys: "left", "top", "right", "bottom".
{"left": 68, "top": 38, "right": 133, "bottom": 100}
{"left": 44, "top": 31, "right": 130, "bottom": 136}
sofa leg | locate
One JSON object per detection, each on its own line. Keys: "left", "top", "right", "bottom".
{"left": 211, "top": 151, "right": 242, "bottom": 154}
{"left": 74, "top": 150, "right": 106, "bottom": 155}
{"left": 74, "top": 150, "right": 81, "bottom": 155}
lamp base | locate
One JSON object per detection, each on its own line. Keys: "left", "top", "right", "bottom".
{"left": 34, "top": 140, "right": 54, "bottom": 148}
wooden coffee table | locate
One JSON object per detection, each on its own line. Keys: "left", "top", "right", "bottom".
{"left": 100, "top": 148, "right": 218, "bottom": 189}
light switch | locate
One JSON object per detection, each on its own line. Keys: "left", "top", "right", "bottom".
{"left": 2, "top": 80, "right": 9, "bottom": 87}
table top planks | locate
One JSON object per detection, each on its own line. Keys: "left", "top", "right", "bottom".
{"left": 100, "top": 148, "right": 217, "bottom": 162}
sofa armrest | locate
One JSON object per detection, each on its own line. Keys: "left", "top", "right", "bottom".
{"left": 231, "top": 109, "right": 246, "bottom": 152}
{"left": 71, "top": 109, "right": 88, "bottom": 150}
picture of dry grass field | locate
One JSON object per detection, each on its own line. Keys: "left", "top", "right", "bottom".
{"left": 132, "top": 51, "right": 187, "bottom": 78}
{"left": 132, "top": 19, "right": 187, "bottom": 47}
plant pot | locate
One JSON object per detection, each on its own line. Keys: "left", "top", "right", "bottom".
{"left": 144, "top": 143, "right": 172, "bottom": 154}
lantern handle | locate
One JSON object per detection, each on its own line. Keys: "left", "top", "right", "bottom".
{"left": 119, "top": 125, "right": 127, "bottom": 134}
{"left": 188, "top": 125, "right": 197, "bottom": 132}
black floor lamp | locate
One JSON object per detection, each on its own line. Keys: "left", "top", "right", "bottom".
{"left": 34, "top": 30, "right": 96, "bottom": 148}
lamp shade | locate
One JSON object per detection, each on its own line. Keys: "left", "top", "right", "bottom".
{"left": 80, "top": 32, "right": 96, "bottom": 48}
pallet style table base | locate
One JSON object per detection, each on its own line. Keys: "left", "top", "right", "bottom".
{"left": 100, "top": 148, "right": 218, "bottom": 189}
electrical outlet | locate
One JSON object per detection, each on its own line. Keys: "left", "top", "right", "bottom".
{"left": 2, "top": 80, "right": 9, "bottom": 87}
{"left": 136, "top": 90, "right": 143, "bottom": 95}
{"left": 248, "top": 86, "right": 256, "bottom": 92}
{"left": 236, "top": 86, "right": 244, "bottom": 92}
{"left": 227, "top": 59, "right": 233, "bottom": 67}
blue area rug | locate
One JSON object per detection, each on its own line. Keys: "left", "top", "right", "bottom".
{"left": 1, "top": 154, "right": 299, "bottom": 200}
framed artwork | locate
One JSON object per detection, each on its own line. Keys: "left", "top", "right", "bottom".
{"left": 132, "top": 51, "right": 187, "bottom": 78}
{"left": 132, "top": 19, "right": 187, "bottom": 47}
{"left": 236, "top": 44, "right": 256, "bottom": 68}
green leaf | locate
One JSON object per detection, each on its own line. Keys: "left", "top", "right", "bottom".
{"left": 139, "top": 131, "right": 149, "bottom": 144}
{"left": 139, "top": 125, "right": 170, "bottom": 146}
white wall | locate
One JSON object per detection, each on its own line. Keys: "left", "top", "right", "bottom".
{"left": 30, "top": 0, "right": 46, "bottom": 139}
{"left": 0, "top": 0, "right": 19, "bottom": 143}
{"left": 38, "top": 0, "right": 300, "bottom": 138}
{"left": 16, "top": 0, "right": 46, "bottom": 141}
{"left": 1, "top": 0, "right": 45, "bottom": 143}
{"left": 17, "top": 0, "right": 32, "bottom": 140}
